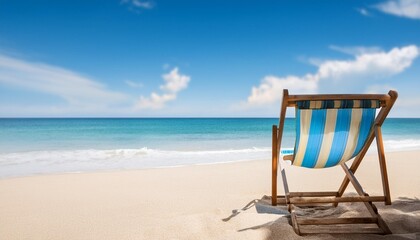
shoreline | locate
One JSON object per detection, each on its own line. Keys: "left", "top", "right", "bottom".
{"left": 2, "top": 148, "right": 420, "bottom": 181}
{"left": 0, "top": 150, "right": 419, "bottom": 239}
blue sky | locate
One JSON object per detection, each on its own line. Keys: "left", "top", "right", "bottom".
{"left": 0, "top": 0, "right": 419, "bottom": 117}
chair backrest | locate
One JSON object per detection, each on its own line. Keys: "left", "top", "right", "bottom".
{"left": 293, "top": 100, "right": 379, "bottom": 168}
{"left": 277, "top": 90, "right": 398, "bottom": 169}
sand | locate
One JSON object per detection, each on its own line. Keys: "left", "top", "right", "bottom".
{"left": 0, "top": 150, "right": 419, "bottom": 239}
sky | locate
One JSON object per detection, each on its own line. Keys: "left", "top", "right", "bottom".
{"left": 0, "top": 0, "right": 419, "bottom": 117}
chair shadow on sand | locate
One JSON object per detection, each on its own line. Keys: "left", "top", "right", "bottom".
{"left": 223, "top": 195, "right": 420, "bottom": 239}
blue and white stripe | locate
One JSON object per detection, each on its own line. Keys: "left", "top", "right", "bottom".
{"left": 292, "top": 100, "right": 378, "bottom": 168}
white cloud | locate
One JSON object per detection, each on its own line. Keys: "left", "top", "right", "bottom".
{"left": 160, "top": 67, "right": 190, "bottom": 92}
{"left": 121, "top": 0, "right": 154, "bottom": 9}
{"left": 136, "top": 93, "right": 176, "bottom": 110}
{"left": 136, "top": 67, "right": 190, "bottom": 109}
{"left": 125, "top": 80, "right": 143, "bottom": 88}
{"left": 318, "top": 45, "right": 418, "bottom": 79}
{"left": 247, "top": 75, "right": 317, "bottom": 105}
{"left": 247, "top": 45, "right": 419, "bottom": 105}
{"left": 375, "top": 0, "right": 420, "bottom": 19}
{"left": 0, "top": 54, "right": 128, "bottom": 108}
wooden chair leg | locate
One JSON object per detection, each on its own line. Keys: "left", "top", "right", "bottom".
{"left": 341, "top": 163, "right": 392, "bottom": 234}
{"left": 335, "top": 152, "right": 365, "bottom": 207}
{"left": 375, "top": 126, "right": 391, "bottom": 205}
{"left": 272, "top": 125, "right": 278, "bottom": 206}
{"left": 273, "top": 90, "right": 288, "bottom": 205}
{"left": 282, "top": 170, "right": 292, "bottom": 212}
{"left": 335, "top": 92, "right": 397, "bottom": 207}
{"left": 290, "top": 205, "right": 301, "bottom": 235}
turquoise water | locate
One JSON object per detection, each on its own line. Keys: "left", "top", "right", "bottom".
{"left": 0, "top": 118, "right": 294, "bottom": 152}
{"left": 0, "top": 118, "right": 419, "bottom": 178}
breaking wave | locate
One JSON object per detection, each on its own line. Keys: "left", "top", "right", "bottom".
{"left": 0, "top": 147, "right": 271, "bottom": 178}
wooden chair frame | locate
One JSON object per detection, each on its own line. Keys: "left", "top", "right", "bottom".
{"left": 272, "top": 89, "right": 398, "bottom": 235}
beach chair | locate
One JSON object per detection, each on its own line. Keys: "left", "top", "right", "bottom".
{"left": 271, "top": 89, "right": 398, "bottom": 235}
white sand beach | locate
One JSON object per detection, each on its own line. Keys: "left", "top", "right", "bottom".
{"left": 0, "top": 150, "right": 419, "bottom": 240}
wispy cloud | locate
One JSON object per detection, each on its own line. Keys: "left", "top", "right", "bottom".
{"left": 365, "top": 84, "right": 395, "bottom": 94}
{"left": 357, "top": 8, "right": 371, "bottom": 16}
{"left": 0, "top": 53, "right": 193, "bottom": 116}
{"left": 247, "top": 45, "right": 419, "bottom": 105}
{"left": 136, "top": 67, "right": 190, "bottom": 109}
{"left": 0, "top": 54, "right": 128, "bottom": 108}
{"left": 375, "top": 0, "right": 420, "bottom": 19}
{"left": 329, "top": 45, "right": 383, "bottom": 56}
{"left": 121, "top": 0, "right": 154, "bottom": 10}
{"left": 125, "top": 80, "right": 143, "bottom": 88}
{"left": 162, "top": 63, "right": 170, "bottom": 70}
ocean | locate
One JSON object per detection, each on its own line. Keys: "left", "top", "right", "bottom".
{"left": 0, "top": 118, "right": 419, "bottom": 178}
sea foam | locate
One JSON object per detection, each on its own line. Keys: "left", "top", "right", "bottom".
{"left": 0, "top": 147, "right": 271, "bottom": 178}
{"left": 1, "top": 138, "right": 420, "bottom": 178}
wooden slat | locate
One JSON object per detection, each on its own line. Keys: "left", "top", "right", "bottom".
{"left": 288, "top": 191, "right": 338, "bottom": 197}
{"left": 300, "top": 225, "right": 384, "bottom": 235}
{"left": 287, "top": 93, "right": 390, "bottom": 102}
{"left": 297, "top": 217, "right": 378, "bottom": 225}
{"left": 289, "top": 196, "right": 385, "bottom": 204}
{"left": 276, "top": 196, "right": 331, "bottom": 207}
{"left": 275, "top": 196, "right": 287, "bottom": 205}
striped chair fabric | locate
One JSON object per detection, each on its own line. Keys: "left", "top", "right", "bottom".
{"left": 292, "top": 99, "right": 380, "bottom": 168}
